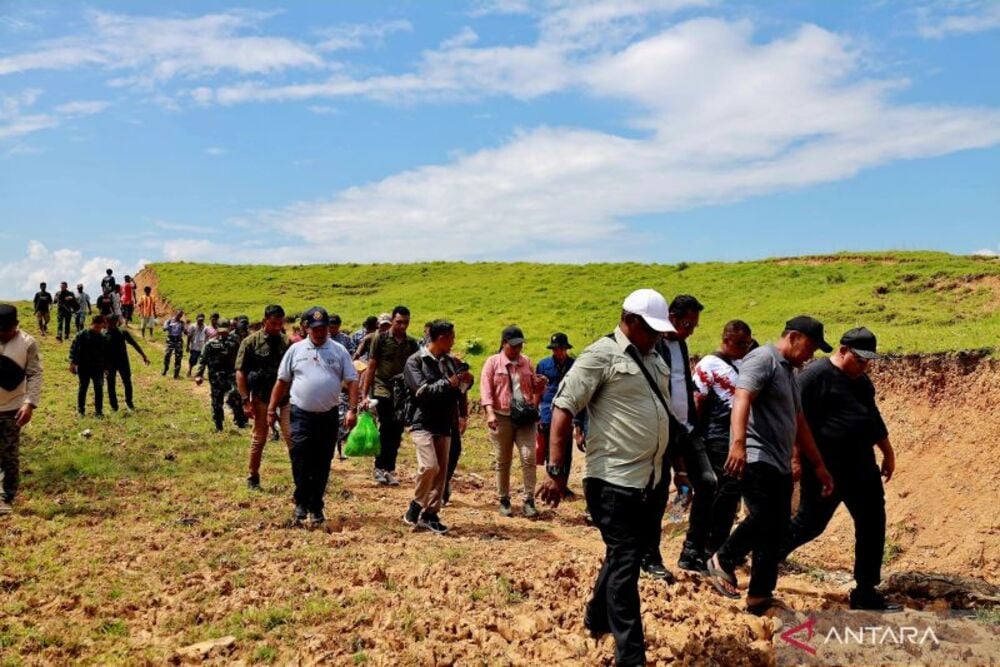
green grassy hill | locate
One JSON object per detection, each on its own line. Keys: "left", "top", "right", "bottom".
{"left": 148, "top": 251, "right": 1000, "bottom": 366}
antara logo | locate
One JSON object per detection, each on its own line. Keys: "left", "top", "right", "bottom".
{"left": 780, "top": 616, "right": 941, "bottom": 654}
{"left": 780, "top": 617, "right": 818, "bottom": 655}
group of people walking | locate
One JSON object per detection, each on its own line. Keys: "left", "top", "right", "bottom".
{"left": 536, "top": 288, "right": 899, "bottom": 665}
{"left": 2, "top": 278, "right": 902, "bottom": 666}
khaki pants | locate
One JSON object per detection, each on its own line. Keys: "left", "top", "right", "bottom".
{"left": 249, "top": 396, "right": 290, "bottom": 476}
{"left": 490, "top": 414, "right": 537, "bottom": 503}
{"left": 411, "top": 429, "right": 450, "bottom": 514}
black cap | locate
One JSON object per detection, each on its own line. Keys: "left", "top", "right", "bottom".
{"left": 501, "top": 325, "right": 525, "bottom": 346}
{"left": 0, "top": 304, "right": 17, "bottom": 328}
{"left": 840, "top": 327, "right": 879, "bottom": 360}
{"left": 303, "top": 306, "right": 330, "bottom": 329}
{"left": 785, "top": 316, "right": 833, "bottom": 353}
{"left": 546, "top": 332, "right": 573, "bottom": 350}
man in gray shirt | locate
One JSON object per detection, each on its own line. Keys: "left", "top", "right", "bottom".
{"left": 538, "top": 288, "right": 674, "bottom": 667}
{"left": 708, "top": 316, "right": 834, "bottom": 615}
{"left": 269, "top": 307, "right": 358, "bottom": 527}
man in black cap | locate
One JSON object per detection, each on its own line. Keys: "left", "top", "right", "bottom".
{"left": 707, "top": 316, "right": 835, "bottom": 615}
{"left": 779, "top": 327, "right": 901, "bottom": 611}
{"left": 0, "top": 304, "right": 43, "bottom": 516}
{"left": 32, "top": 282, "right": 53, "bottom": 336}
{"left": 268, "top": 306, "right": 358, "bottom": 525}
{"left": 70, "top": 315, "right": 108, "bottom": 417}
{"left": 535, "top": 333, "right": 585, "bottom": 498}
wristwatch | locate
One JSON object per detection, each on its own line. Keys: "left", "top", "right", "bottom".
{"left": 545, "top": 463, "right": 569, "bottom": 478}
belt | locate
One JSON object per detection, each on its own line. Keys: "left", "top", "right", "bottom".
{"left": 0, "top": 409, "right": 20, "bottom": 418}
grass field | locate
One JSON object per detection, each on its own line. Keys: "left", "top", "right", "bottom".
{"left": 3, "top": 252, "right": 1000, "bottom": 664}
{"left": 148, "top": 252, "right": 1000, "bottom": 373}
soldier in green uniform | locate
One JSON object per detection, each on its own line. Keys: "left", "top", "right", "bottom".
{"left": 236, "top": 305, "right": 291, "bottom": 490}
{"left": 194, "top": 323, "right": 245, "bottom": 432}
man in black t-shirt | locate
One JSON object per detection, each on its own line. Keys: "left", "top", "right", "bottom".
{"left": 54, "top": 281, "right": 78, "bottom": 342}
{"left": 779, "top": 327, "right": 901, "bottom": 612}
{"left": 32, "top": 283, "right": 53, "bottom": 336}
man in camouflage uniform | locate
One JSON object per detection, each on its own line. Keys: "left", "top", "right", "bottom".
{"left": 236, "top": 305, "right": 291, "bottom": 489}
{"left": 162, "top": 310, "right": 185, "bottom": 378}
{"left": 194, "top": 323, "right": 246, "bottom": 431}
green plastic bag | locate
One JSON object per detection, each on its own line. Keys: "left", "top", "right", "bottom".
{"left": 344, "top": 410, "right": 381, "bottom": 457}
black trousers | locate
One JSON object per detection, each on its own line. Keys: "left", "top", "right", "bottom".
{"left": 373, "top": 396, "right": 404, "bottom": 472}
{"left": 586, "top": 477, "right": 666, "bottom": 666}
{"left": 56, "top": 311, "right": 72, "bottom": 339}
{"left": 781, "top": 447, "right": 886, "bottom": 591}
{"left": 289, "top": 405, "right": 339, "bottom": 514}
{"left": 683, "top": 438, "right": 742, "bottom": 556}
{"left": 645, "top": 430, "right": 713, "bottom": 565}
{"left": 77, "top": 368, "right": 104, "bottom": 415}
{"left": 106, "top": 363, "right": 133, "bottom": 411}
{"left": 717, "top": 462, "right": 792, "bottom": 598}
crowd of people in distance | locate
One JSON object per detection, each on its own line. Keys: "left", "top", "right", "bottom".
{"left": 2, "top": 273, "right": 903, "bottom": 666}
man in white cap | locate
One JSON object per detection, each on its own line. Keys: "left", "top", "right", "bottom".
{"left": 538, "top": 288, "right": 674, "bottom": 667}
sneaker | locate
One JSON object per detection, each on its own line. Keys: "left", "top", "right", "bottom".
{"left": 247, "top": 474, "right": 261, "bottom": 491}
{"left": 522, "top": 499, "right": 539, "bottom": 518}
{"left": 373, "top": 468, "right": 388, "bottom": 485}
{"left": 850, "top": 588, "right": 903, "bottom": 612}
{"left": 385, "top": 471, "right": 400, "bottom": 486}
{"left": 640, "top": 558, "right": 677, "bottom": 584}
{"left": 403, "top": 500, "right": 421, "bottom": 526}
{"left": 309, "top": 510, "right": 326, "bottom": 526}
{"left": 499, "top": 496, "right": 513, "bottom": 517}
{"left": 418, "top": 513, "right": 449, "bottom": 534}
{"left": 292, "top": 505, "right": 308, "bottom": 524}
{"left": 0, "top": 499, "right": 12, "bottom": 516}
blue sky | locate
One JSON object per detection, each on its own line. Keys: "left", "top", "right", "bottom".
{"left": 1, "top": 0, "right": 998, "bottom": 297}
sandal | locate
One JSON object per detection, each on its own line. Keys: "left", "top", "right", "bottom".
{"left": 707, "top": 553, "right": 741, "bottom": 599}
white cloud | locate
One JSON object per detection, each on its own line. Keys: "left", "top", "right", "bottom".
{"left": 0, "top": 9, "right": 323, "bottom": 82}
{"left": 153, "top": 220, "right": 217, "bottom": 234}
{"left": 212, "top": 17, "right": 998, "bottom": 262}
{"left": 315, "top": 19, "right": 412, "bottom": 52}
{"left": 467, "top": 0, "right": 533, "bottom": 18}
{"left": 1, "top": 90, "right": 110, "bottom": 142}
{"left": 917, "top": 1, "right": 1000, "bottom": 38}
{"left": 204, "top": 146, "right": 227, "bottom": 156}
{"left": 53, "top": 100, "right": 110, "bottom": 116}
{"left": 0, "top": 242, "right": 131, "bottom": 299}
{"left": 972, "top": 246, "right": 999, "bottom": 257}
{"left": 306, "top": 105, "right": 339, "bottom": 115}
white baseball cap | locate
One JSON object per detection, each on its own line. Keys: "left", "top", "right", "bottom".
{"left": 622, "top": 289, "right": 675, "bottom": 333}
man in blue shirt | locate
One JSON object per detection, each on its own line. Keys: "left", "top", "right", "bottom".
{"left": 535, "top": 333, "right": 585, "bottom": 497}
{"left": 269, "top": 307, "right": 358, "bottom": 527}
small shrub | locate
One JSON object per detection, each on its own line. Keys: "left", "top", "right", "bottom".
{"left": 464, "top": 338, "right": 484, "bottom": 356}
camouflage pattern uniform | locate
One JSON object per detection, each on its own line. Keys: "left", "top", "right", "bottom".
{"left": 194, "top": 333, "right": 245, "bottom": 431}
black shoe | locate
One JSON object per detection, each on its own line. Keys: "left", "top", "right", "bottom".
{"left": 583, "top": 607, "right": 610, "bottom": 639}
{"left": 678, "top": 552, "right": 708, "bottom": 574}
{"left": 292, "top": 505, "right": 308, "bottom": 524}
{"left": 126, "top": 403, "right": 135, "bottom": 411}
{"left": 247, "top": 475, "right": 261, "bottom": 491}
{"left": 850, "top": 588, "right": 903, "bottom": 612}
{"left": 403, "top": 500, "right": 421, "bottom": 526}
{"left": 162, "top": 369, "right": 167, "bottom": 376}
{"left": 641, "top": 558, "right": 677, "bottom": 584}
{"left": 499, "top": 496, "right": 512, "bottom": 517}
{"left": 214, "top": 421, "right": 223, "bottom": 432}
{"left": 418, "top": 512, "right": 448, "bottom": 534}
{"left": 309, "top": 510, "right": 326, "bottom": 526}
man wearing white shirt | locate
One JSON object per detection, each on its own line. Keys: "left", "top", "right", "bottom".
{"left": 269, "top": 307, "right": 358, "bottom": 527}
